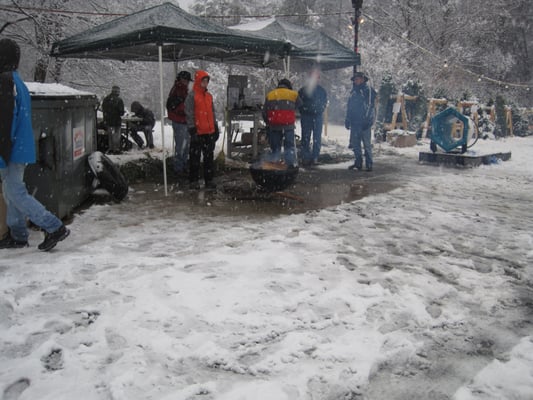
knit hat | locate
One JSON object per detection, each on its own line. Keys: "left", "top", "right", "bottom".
{"left": 0, "top": 38, "right": 20, "bottom": 73}
{"left": 130, "top": 101, "right": 142, "bottom": 113}
{"left": 177, "top": 71, "right": 192, "bottom": 81}
{"left": 278, "top": 78, "right": 292, "bottom": 89}
{"left": 351, "top": 72, "right": 368, "bottom": 82}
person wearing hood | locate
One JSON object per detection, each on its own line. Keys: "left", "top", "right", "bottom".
{"left": 167, "top": 71, "right": 192, "bottom": 174}
{"left": 0, "top": 38, "right": 70, "bottom": 251}
{"left": 263, "top": 78, "right": 302, "bottom": 168}
{"left": 345, "top": 71, "right": 376, "bottom": 171}
{"left": 129, "top": 101, "right": 155, "bottom": 149}
{"left": 184, "top": 70, "right": 219, "bottom": 190}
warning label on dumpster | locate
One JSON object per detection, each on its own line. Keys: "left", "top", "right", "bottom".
{"left": 73, "top": 126, "right": 85, "bottom": 161}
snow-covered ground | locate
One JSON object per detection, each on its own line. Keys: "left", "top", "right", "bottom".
{"left": 1, "top": 125, "right": 532, "bottom": 400}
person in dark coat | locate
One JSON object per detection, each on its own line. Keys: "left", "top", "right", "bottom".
{"left": 167, "top": 71, "right": 192, "bottom": 173}
{"left": 101, "top": 85, "right": 125, "bottom": 154}
{"left": 298, "top": 70, "right": 328, "bottom": 166}
{"left": 345, "top": 72, "right": 376, "bottom": 171}
{"left": 130, "top": 101, "right": 156, "bottom": 149}
{"left": 0, "top": 38, "right": 69, "bottom": 251}
{"left": 263, "top": 78, "right": 302, "bottom": 168}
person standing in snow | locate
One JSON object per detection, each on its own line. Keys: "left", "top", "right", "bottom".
{"left": 0, "top": 38, "right": 70, "bottom": 251}
{"left": 167, "top": 71, "right": 193, "bottom": 175}
{"left": 185, "top": 70, "right": 220, "bottom": 190}
{"left": 129, "top": 101, "right": 156, "bottom": 149}
{"left": 102, "top": 85, "right": 125, "bottom": 154}
{"left": 298, "top": 70, "right": 328, "bottom": 166}
{"left": 263, "top": 78, "right": 302, "bottom": 168}
{"left": 345, "top": 71, "right": 376, "bottom": 171}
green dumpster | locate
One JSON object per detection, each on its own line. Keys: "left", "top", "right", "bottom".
{"left": 24, "top": 83, "right": 99, "bottom": 219}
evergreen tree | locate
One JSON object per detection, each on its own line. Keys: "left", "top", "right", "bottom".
{"left": 377, "top": 73, "right": 396, "bottom": 123}
{"left": 402, "top": 79, "right": 427, "bottom": 131}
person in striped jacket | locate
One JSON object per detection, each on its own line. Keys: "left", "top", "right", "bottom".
{"left": 263, "top": 79, "right": 302, "bottom": 168}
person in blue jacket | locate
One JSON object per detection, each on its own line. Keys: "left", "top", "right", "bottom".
{"left": 0, "top": 38, "right": 70, "bottom": 251}
{"left": 298, "top": 70, "right": 328, "bottom": 166}
{"left": 345, "top": 71, "right": 376, "bottom": 171}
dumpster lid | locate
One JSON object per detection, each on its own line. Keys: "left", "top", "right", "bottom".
{"left": 26, "top": 82, "right": 96, "bottom": 98}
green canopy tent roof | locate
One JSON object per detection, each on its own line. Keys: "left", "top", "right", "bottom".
{"left": 231, "top": 18, "right": 360, "bottom": 72}
{"left": 51, "top": 2, "right": 290, "bottom": 67}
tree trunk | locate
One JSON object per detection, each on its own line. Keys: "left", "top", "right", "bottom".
{"left": 34, "top": 57, "right": 48, "bottom": 83}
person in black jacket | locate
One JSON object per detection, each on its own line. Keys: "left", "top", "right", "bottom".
{"left": 130, "top": 101, "right": 156, "bottom": 149}
{"left": 298, "top": 70, "right": 328, "bottom": 166}
{"left": 345, "top": 72, "right": 376, "bottom": 171}
{"left": 102, "top": 85, "right": 125, "bottom": 154}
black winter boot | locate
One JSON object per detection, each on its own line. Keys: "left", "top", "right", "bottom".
{"left": 38, "top": 225, "right": 70, "bottom": 252}
{"left": 0, "top": 232, "right": 29, "bottom": 249}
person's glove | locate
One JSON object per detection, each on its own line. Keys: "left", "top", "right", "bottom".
{"left": 213, "top": 124, "right": 220, "bottom": 141}
{"left": 344, "top": 119, "right": 350, "bottom": 130}
{"left": 188, "top": 127, "right": 197, "bottom": 136}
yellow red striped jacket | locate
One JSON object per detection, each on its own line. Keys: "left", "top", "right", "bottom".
{"left": 263, "top": 87, "right": 301, "bottom": 130}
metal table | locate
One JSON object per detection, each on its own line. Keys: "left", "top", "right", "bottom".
{"left": 226, "top": 109, "right": 264, "bottom": 160}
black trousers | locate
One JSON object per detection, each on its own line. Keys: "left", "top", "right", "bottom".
{"left": 129, "top": 123, "right": 154, "bottom": 148}
{"left": 189, "top": 133, "right": 216, "bottom": 183}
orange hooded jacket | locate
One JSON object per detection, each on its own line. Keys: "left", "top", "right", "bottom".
{"left": 184, "top": 70, "right": 216, "bottom": 135}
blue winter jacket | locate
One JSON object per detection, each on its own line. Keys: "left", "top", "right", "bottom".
{"left": 298, "top": 85, "right": 328, "bottom": 116}
{"left": 0, "top": 71, "right": 35, "bottom": 168}
{"left": 345, "top": 83, "right": 376, "bottom": 129}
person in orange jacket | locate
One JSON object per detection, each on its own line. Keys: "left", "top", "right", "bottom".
{"left": 184, "top": 70, "right": 219, "bottom": 190}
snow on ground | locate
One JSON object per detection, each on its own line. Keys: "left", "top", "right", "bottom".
{"left": 1, "top": 125, "right": 532, "bottom": 400}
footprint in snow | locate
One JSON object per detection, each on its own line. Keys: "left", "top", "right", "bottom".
{"left": 2, "top": 378, "right": 30, "bottom": 400}
{"left": 41, "top": 348, "right": 64, "bottom": 371}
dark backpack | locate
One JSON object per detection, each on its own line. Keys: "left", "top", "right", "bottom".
{"left": 166, "top": 96, "right": 184, "bottom": 113}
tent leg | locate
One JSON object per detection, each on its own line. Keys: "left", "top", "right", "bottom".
{"left": 159, "top": 45, "right": 168, "bottom": 196}
{"left": 282, "top": 56, "right": 291, "bottom": 76}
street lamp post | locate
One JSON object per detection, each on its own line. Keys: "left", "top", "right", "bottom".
{"left": 351, "top": 0, "right": 363, "bottom": 77}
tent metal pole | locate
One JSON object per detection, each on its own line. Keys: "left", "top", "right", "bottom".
{"left": 159, "top": 45, "right": 168, "bottom": 196}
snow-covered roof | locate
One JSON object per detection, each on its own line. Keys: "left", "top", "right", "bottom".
{"left": 231, "top": 18, "right": 360, "bottom": 71}
{"left": 232, "top": 18, "right": 276, "bottom": 32}
{"left": 26, "top": 82, "right": 96, "bottom": 97}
